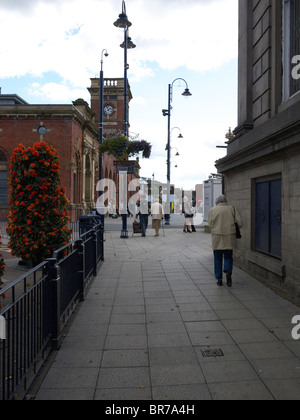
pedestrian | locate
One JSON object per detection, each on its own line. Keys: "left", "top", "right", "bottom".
{"left": 183, "top": 197, "right": 193, "bottom": 233}
{"left": 151, "top": 199, "right": 164, "bottom": 237}
{"left": 208, "top": 194, "right": 243, "bottom": 287}
{"left": 137, "top": 194, "right": 149, "bottom": 237}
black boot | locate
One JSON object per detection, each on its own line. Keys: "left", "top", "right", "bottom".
{"left": 226, "top": 272, "right": 232, "bottom": 288}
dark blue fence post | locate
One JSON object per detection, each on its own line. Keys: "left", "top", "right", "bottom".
{"left": 99, "top": 224, "right": 105, "bottom": 262}
{"left": 45, "top": 258, "right": 62, "bottom": 350}
{"left": 92, "top": 227, "right": 97, "bottom": 277}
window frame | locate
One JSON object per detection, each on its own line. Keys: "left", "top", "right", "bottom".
{"left": 254, "top": 176, "right": 282, "bottom": 260}
{"left": 282, "top": 0, "right": 300, "bottom": 102}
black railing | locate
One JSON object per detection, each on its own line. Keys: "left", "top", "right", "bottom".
{"left": 0, "top": 223, "right": 104, "bottom": 400}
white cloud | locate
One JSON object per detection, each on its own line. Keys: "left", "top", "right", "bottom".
{"left": 27, "top": 82, "right": 87, "bottom": 103}
{"left": 131, "top": 0, "right": 238, "bottom": 74}
{"left": 0, "top": 0, "right": 238, "bottom": 189}
{"left": 130, "top": 96, "right": 147, "bottom": 106}
{"left": 0, "top": 0, "right": 238, "bottom": 86}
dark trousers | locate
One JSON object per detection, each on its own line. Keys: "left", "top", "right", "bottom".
{"left": 139, "top": 214, "right": 149, "bottom": 236}
{"left": 213, "top": 250, "right": 233, "bottom": 280}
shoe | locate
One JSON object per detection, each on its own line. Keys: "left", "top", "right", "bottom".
{"left": 217, "top": 279, "right": 223, "bottom": 286}
{"left": 183, "top": 229, "right": 187, "bottom": 233}
{"left": 226, "top": 272, "right": 232, "bottom": 288}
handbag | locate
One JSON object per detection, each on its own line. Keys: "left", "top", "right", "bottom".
{"left": 235, "top": 221, "right": 242, "bottom": 239}
{"left": 233, "top": 207, "right": 242, "bottom": 239}
{"left": 184, "top": 213, "right": 193, "bottom": 218}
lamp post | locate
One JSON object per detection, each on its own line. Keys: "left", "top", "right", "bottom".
{"left": 162, "top": 79, "right": 192, "bottom": 225}
{"left": 114, "top": 0, "right": 136, "bottom": 238}
{"left": 98, "top": 49, "right": 109, "bottom": 227}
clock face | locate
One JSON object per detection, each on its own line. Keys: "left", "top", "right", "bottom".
{"left": 104, "top": 105, "right": 114, "bottom": 116}
{"left": 38, "top": 126, "right": 47, "bottom": 135}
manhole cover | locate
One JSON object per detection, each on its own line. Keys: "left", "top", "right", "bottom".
{"left": 201, "top": 348, "right": 224, "bottom": 358}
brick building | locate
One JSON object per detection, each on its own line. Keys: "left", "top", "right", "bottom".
{"left": 216, "top": 0, "right": 300, "bottom": 305}
{"left": 88, "top": 78, "right": 138, "bottom": 208}
{"left": 0, "top": 95, "right": 99, "bottom": 221}
{"left": 0, "top": 78, "right": 137, "bottom": 221}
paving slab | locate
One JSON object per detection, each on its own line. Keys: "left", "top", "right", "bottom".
{"left": 30, "top": 227, "right": 300, "bottom": 400}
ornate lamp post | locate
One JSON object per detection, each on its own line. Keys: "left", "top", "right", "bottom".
{"left": 114, "top": 0, "right": 136, "bottom": 238}
{"left": 162, "top": 79, "right": 192, "bottom": 225}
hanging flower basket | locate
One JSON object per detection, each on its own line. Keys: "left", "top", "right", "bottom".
{"left": 99, "top": 134, "right": 152, "bottom": 160}
{"left": 7, "top": 142, "right": 72, "bottom": 267}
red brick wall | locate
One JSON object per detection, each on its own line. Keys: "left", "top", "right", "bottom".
{"left": 0, "top": 115, "right": 84, "bottom": 219}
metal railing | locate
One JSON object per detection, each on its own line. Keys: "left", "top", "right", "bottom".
{"left": 0, "top": 223, "right": 104, "bottom": 400}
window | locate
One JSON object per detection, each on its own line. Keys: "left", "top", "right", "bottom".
{"left": 290, "top": 0, "right": 300, "bottom": 95}
{"left": 0, "top": 171, "right": 7, "bottom": 205}
{"left": 255, "top": 178, "right": 282, "bottom": 258}
{"left": 283, "top": 0, "right": 300, "bottom": 100}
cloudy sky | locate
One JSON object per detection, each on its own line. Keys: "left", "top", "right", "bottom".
{"left": 0, "top": 0, "right": 238, "bottom": 190}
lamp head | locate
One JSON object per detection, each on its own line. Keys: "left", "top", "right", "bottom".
{"left": 114, "top": 13, "right": 132, "bottom": 28}
{"left": 114, "top": 1, "right": 132, "bottom": 28}
{"left": 182, "top": 88, "right": 192, "bottom": 97}
{"left": 120, "top": 37, "right": 136, "bottom": 49}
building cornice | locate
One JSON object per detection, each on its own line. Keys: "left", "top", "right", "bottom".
{"left": 216, "top": 101, "right": 300, "bottom": 173}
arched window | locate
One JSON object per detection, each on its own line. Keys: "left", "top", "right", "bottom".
{"left": 0, "top": 150, "right": 8, "bottom": 205}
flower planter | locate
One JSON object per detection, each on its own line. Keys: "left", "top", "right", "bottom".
{"left": 99, "top": 134, "right": 152, "bottom": 160}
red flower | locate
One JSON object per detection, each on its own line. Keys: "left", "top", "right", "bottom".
{"left": 7, "top": 141, "right": 72, "bottom": 266}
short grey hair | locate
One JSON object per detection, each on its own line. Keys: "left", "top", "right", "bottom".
{"left": 215, "top": 194, "right": 227, "bottom": 205}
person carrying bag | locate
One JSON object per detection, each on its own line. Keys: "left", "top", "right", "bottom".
{"left": 208, "top": 195, "right": 243, "bottom": 287}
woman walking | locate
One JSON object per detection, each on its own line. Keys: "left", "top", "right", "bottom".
{"left": 151, "top": 199, "right": 164, "bottom": 237}
{"left": 208, "top": 195, "right": 243, "bottom": 287}
{"left": 183, "top": 197, "right": 193, "bottom": 233}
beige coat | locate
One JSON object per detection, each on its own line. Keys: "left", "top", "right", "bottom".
{"left": 208, "top": 203, "right": 243, "bottom": 250}
{"left": 151, "top": 202, "right": 164, "bottom": 220}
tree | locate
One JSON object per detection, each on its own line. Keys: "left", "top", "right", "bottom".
{"left": 7, "top": 142, "right": 72, "bottom": 267}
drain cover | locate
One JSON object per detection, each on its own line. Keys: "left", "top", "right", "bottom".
{"left": 201, "top": 348, "right": 224, "bottom": 358}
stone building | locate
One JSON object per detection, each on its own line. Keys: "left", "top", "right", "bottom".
{"left": 216, "top": 0, "right": 300, "bottom": 305}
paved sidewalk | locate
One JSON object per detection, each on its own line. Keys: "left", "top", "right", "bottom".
{"left": 33, "top": 227, "right": 300, "bottom": 400}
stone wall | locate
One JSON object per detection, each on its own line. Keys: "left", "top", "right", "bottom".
{"left": 224, "top": 143, "right": 300, "bottom": 306}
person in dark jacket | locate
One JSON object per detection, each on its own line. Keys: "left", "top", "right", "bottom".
{"left": 137, "top": 194, "right": 149, "bottom": 237}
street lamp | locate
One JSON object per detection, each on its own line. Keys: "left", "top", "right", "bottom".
{"left": 171, "top": 127, "right": 184, "bottom": 140}
{"left": 114, "top": 0, "right": 136, "bottom": 238}
{"left": 162, "top": 79, "right": 192, "bottom": 225}
{"left": 98, "top": 49, "right": 109, "bottom": 227}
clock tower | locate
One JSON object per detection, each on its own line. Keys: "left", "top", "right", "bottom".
{"left": 88, "top": 77, "right": 133, "bottom": 137}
